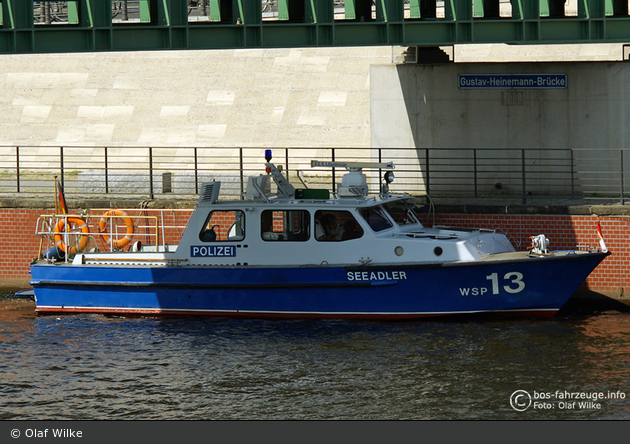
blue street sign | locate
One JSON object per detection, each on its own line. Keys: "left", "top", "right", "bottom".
{"left": 458, "top": 74, "right": 567, "bottom": 90}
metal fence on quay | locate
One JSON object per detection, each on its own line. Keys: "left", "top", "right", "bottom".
{"left": 1, "top": 146, "right": 629, "bottom": 204}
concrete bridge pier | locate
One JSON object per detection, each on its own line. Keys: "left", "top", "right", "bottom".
{"left": 370, "top": 51, "right": 630, "bottom": 196}
{"left": 371, "top": 56, "right": 630, "bottom": 149}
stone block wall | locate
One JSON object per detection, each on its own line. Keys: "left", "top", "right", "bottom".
{"left": 0, "top": 47, "right": 398, "bottom": 149}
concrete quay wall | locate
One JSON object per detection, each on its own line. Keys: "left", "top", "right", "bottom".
{"left": 0, "top": 47, "right": 395, "bottom": 149}
{"left": 1, "top": 199, "right": 629, "bottom": 307}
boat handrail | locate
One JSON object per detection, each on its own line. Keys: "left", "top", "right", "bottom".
{"left": 35, "top": 208, "right": 191, "bottom": 261}
{"left": 432, "top": 225, "right": 497, "bottom": 234}
{"left": 405, "top": 233, "right": 460, "bottom": 240}
{"left": 38, "top": 213, "right": 161, "bottom": 244}
{"left": 82, "top": 257, "right": 187, "bottom": 261}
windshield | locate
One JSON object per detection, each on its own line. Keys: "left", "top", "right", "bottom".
{"left": 360, "top": 206, "right": 393, "bottom": 232}
{"left": 383, "top": 200, "right": 422, "bottom": 227}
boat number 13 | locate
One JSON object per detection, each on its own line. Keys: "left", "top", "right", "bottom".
{"left": 486, "top": 272, "right": 525, "bottom": 294}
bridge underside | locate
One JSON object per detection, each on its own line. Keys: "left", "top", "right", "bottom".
{"left": 2, "top": 1, "right": 630, "bottom": 54}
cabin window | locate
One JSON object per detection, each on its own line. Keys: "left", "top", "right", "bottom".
{"left": 360, "top": 207, "right": 393, "bottom": 232}
{"left": 199, "top": 210, "right": 245, "bottom": 242}
{"left": 315, "top": 210, "right": 364, "bottom": 242}
{"left": 261, "top": 210, "right": 310, "bottom": 242}
{"left": 383, "top": 201, "right": 421, "bottom": 226}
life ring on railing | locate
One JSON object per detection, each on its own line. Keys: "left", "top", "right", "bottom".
{"left": 53, "top": 217, "right": 90, "bottom": 255}
{"left": 98, "top": 209, "right": 135, "bottom": 249}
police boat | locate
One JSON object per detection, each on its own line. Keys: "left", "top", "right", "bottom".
{"left": 28, "top": 151, "right": 609, "bottom": 319}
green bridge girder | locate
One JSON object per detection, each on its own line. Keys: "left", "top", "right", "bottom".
{"left": 1, "top": 1, "right": 630, "bottom": 54}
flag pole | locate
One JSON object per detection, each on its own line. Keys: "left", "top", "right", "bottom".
{"left": 596, "top": 216, "right": 608, "bottom": 253}
{"left": 54, "top": 175, "right": 59, "bottom": 215}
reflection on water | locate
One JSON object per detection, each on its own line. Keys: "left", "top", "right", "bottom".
{"left": 577, "top": 312, "right": 630, "bottom": 387}
{"left": 1, "top": 297, "right": 629, "bottom": 420}
{"left": 0, "top": 298, "right": 37, "bottom": 344}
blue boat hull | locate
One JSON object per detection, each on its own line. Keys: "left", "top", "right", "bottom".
{"left": 29, "top": 252, "right": 609, "bottom": 319}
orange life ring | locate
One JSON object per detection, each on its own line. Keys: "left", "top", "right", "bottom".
{"left": 99, "top": 210, "right": 135, "bottom": 249}
{"left": 54, "top": 217, "right": 90, "bottom": 254}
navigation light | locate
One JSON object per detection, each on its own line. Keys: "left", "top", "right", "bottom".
{"left": 384, "top": 171, "right": 395, "bottom": 184}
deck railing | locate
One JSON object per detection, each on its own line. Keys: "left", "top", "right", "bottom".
{"left": 35, "top": 208, "right": 192, "bottom": 261}
{"left": 1, "top": 146, "right": 628, "bottom": 204}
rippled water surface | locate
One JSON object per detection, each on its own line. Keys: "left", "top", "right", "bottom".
{"left": 1, "top": 295, "right": 629, "bottom": 420}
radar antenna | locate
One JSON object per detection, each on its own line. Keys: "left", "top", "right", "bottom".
{"left": 310, "top": 160, "right": 394, "bottom": 197}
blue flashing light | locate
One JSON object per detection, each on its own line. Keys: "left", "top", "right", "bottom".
{"left": 265, "top": 150, "right": 272, "bottom": 162}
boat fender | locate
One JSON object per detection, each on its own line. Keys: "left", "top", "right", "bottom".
{"left": 44, "top": 246, "right": 65, "bottom": 262}
{"left": 53, "top": 217, "right": 90, "bottom": 254}
{"left": 99, "top": 210, "right": 135, "bottom": 249}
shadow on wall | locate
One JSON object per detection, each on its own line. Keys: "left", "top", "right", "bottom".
{"left": 395, "top": 62, "right": 573, "bottom": 150}
{"left": 392, "top": 63, "right": 630, "bottom": 201}
{"left": 394, "top": 61, "right": 628, "bottom": 150}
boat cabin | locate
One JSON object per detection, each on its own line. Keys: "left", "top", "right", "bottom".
{"left": 169, "top": 158, "right": 514, "bottom": 267}
{"left": 43, "top": 155, "right": 515, "bottom": 268}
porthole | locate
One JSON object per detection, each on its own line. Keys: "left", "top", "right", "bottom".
{"left": 434, "top": 246, "right": 443, "bottom": 256}
{"left": 395, "top": 246, "right": 404, "bottom": 256}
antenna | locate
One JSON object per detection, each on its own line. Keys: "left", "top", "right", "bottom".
{"left": 310, "top": 160, "right": 394, "bottom": 171}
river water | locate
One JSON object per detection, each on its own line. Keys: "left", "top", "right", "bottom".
{"left": 1, "top": 294, "right": 629, "bottom": 421}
